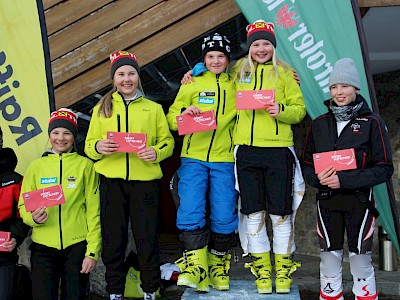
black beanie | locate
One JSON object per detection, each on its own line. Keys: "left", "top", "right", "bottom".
{"left": 110, "top": 51, "right": 140, "bottom": 78}
{"left": 201, "top": 33, "right": 231, "bottom": 59}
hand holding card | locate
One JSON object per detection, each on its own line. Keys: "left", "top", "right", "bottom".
{"left": 176, "top": 110, "right": 217, "bottom": 135}
{"left": 236, "top": 90, "right": 275, "bottom": 110}
{"left": 313, "top": 148, "right": 357, "bottom": 174}
{"left": 107, "top": 132, "right": 147, "bottom": 153}
{"left": 0, "top": 231, "right": 11, "bottom": 252}
{"left": 22, "top": 184, "right": 66, "bottom": 212}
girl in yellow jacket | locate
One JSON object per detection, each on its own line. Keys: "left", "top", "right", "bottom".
{"left": 166, "top": 33, "right": 238, "bottom": 293}
{"left": 18, "top": 108, "right": 101, "bottom": 300}
{"left": 233, "top": 20, "right": 306, "bottom": 295}
{"left": 85, "top": 51, "right": 174, "bottom": 300}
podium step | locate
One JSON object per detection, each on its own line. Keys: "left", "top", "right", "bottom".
{"left": 181, "top": 280, "right": 300, "bottom": 299}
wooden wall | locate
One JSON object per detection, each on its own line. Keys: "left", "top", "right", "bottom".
{"left": 44, "top": 0, "right": 399, "bottom": 109}
{"left": 43, "top": 0, "right": 241, "bottom": 109}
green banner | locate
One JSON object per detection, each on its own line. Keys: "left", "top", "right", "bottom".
{"left": 235, "top": 0, "right": 371, "bottom": 118}
{"left": 235, "top": 0, "right": 400, "bottom": 252}
{"left": 0, "top": 0, "right": 55, "bottom": 174}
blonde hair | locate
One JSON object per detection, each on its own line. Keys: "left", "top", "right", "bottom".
{"left": 96, "top": 78, "right": 144, "bottom": 118}
{"left": 233, "top": 46, "right": 292, "bottom": 83}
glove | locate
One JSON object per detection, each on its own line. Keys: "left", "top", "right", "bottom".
{"left": 160, "top": 263, "right": 181, "bottom": 280}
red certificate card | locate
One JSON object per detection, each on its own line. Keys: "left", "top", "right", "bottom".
{"left": 0, "top": 231, "right": 11, "bottom": 252}
{"left": 107, "top": 132, "right": 147, "bottom": 153}
{"left": 313, "top": 148, "right": 357, "bottom": 174}
{"left": 22, "top": 184, "right": 66, "bottom": 212}
{"left": 236, "top": 90, "right": 275, "bottom": 110}
{"left": 176, "top": 110, "right": 217, "bottom": 135}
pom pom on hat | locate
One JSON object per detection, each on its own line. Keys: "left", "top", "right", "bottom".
{"left": 110, "top": 51, "right": 140, "bottom": 78}
{"left": 48, "top": 108, "right": 78, "bottom": 138}
{"left": 246, "top": 20, "right": 276, "bottom": 48}
{"left": 201, "top": 33, "right": 231, "bottom": 59}
{"left": 329, "top": 58, "right": 361, "bottom": 90}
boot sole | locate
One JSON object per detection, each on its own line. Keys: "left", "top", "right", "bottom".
{"left": 210, "top": 283, "right": 229, "bottom": 291}
{"left": 276, "top": 288, "right": 290, "bottom": 293}
{"left": 177, "top": 278, "right": 210, "bottom": 292}
{"left": 257, "top": 288, "right": 272, "bottom": 294}
{"left": 177, "top": 279, "right": 197, "bottom": 289}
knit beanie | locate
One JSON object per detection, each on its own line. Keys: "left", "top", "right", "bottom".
{"left": 110, "top": 51, "right": 140, "bottom": 78}
{"left": 48, "top": 108, "right": 78, "bottom": 138}
{"left": 246, "top": 20, "right": 276, "bottom": 48}
{"left": 201, "top": 33, "right": 231, "bottom": 59}
{"left": 329, "top": 58, "right": 361, "bottom": 90}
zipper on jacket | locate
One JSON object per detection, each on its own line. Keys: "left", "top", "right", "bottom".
{"left": 331, "top": 117, "right": 339, "bottom": 149}
{"left": 334, "top": 116, "right": 354, "bottom": 149}
{"left": 59, "top": 154, "right": 63, "bottom": 249}
{"left": 258, "top": 68, "right": 264, "bottom": 90}
{"left": 253, "top": 63, "right": 259, "bottom": 89}
{"left": 206, "top": 74, "right": 221, "bottom": 161}
{"left": 185, "top": 134, "right": 193, "bottom": 154}
{"left": 125, "top": 105, "right": 130, "bottom": 181}
{"left": 222, "top": 90, "right": 226, "bottom": 115}
{"left": 207, "top": 131, "right": 217, "bottom": 162}
{"left": 250, "top": 110, "right": 256, "bottom": 145}
{"left": 250, "top": 67, "right": 263, "bottom": 145}
{"left": 229, "top": 128, "right": 233, "bottom": 152}
{"left": 117, "top": 114, "right": 121, "bottom": 132}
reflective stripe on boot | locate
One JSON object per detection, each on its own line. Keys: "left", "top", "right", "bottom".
{"left": 177, "top": 247, "right": 209, "bottom": 292}
{"left": 245, "top": 252, "right": 272, "bottom": 294}
{"left": 208, "top": 249, "right": 231, "bottom": 290}
{"left": 274, "top": 253, "right": 301, "bottom": 293}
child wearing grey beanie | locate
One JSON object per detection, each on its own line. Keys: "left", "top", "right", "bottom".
{"left": 328, "top": 58, "right": 361, "bottom": 90}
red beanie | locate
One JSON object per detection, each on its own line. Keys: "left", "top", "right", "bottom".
{"left": 48, "top": 108, "right": 78, "bottom": 137}
{"left": 110, "top": 51, "right": 140, "bottom": 78}
{"left": 246, "top": 20, "right": 276, "bottom": 48}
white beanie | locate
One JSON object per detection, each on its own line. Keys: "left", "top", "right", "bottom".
{"left": 329, "top": 58, "right": 361, "bottom": 90}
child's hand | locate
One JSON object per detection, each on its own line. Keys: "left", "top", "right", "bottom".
{"left": 181, "top": 70, "right": 194, "bottom": 85}
{"left": 318, "top": 166, "right": 340, "bottom": 189}
{"left": 81, "top": 257, "right": 96, "bottom": 274}
{"left": 181, "top": 106, "right": 202, "bottom": 116}
{"left": 32, "top": 206, "right": 48, "bottom": 224}
{"left": 266, "top": 103, "right": 280, "bottom": 117}
{"left": 96, "top": 139, "right": 119, "bottom": 155}
{"left": 137, "top": 147, "right": 157, "bottom": 162}
{"left": 3, "top": 238, "right": 17, "bottom": 252}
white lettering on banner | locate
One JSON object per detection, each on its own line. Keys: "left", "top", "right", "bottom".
{"left": 263, "top": 0, "right": 334, "bottom": 94}
{"left": 0, "top": 51, "right": 43, "bottom": 145}
{"left": 263, "top": 0, "right": 294, "bottom": 11}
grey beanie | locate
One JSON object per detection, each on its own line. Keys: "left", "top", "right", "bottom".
{"left": 329, "top": 58, "right": 361, "bottom": 90}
